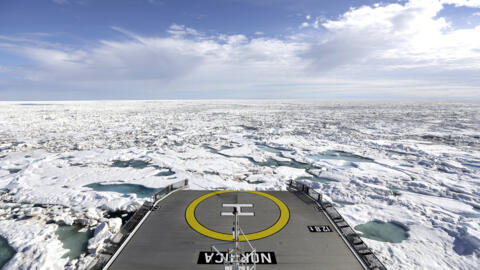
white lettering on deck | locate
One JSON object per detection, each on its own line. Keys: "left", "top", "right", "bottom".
{"left": 261, "top": 253, "right": 272, "bottom": 263}
{"left": 204, "top": 253, "right": 214, "bottom": 263}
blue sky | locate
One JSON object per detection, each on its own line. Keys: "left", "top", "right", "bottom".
{"left": 1, "top": 0, "right": 480, "bottom": 100}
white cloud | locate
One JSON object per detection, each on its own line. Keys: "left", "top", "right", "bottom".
{"left": 2, "top": 0, "right": 480, "bottom": 99}
{"left": 51, "top": 0, "right": 87, "bottom": 4}
{"left": 147, "top": 0, "right": 164, "bottom": 5}
{"left": 298, "top": 16, "right": 325, "bottom": 30}
{"left": 304, "top": 0, "right": 480, "bottom": 80}
{"left": 52, "top": 0, "right": 69, "bottom": 4}
{"left": 312, "top": 17, "right": 321, "bottom": 29}
{"left": 440, "top": 0, "right": 480, "bottom": 7}
{"left": 300, "top": 22, "right": 309, "bottom": 28}
{"left": 0, "top": 26, "right": 307, "bottom": 96}
{"left": 166, "top": 24, "right": 201, "bottom": 37}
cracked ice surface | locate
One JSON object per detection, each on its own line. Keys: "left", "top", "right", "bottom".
{"left": 0, "top": 100, "right": 479, "bottom": 269}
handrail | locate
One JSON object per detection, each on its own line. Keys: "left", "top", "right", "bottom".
{"left": 87, "top": 179, "right": 189, "bottom": 270}
{"left": 287, "top": 179, "right": 386, "bottom": 270}
{"left": 287, "top": 179, "right": 322, "bottom": 203}
{"left": 152, "top": 179, "right": 188, "bottom": 202}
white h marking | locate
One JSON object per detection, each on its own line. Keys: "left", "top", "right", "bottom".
{"left": 221, "top": 203, "right": 254, "bottom": 216}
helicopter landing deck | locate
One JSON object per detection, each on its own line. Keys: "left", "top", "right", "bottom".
{"left": 106, "top": 189, "right": 370, "bottom": 270}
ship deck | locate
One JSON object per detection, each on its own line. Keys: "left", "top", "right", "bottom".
{"left": 107, "top": 189, "right": 365, "bottom": 270}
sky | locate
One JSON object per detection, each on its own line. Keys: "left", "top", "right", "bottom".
{"left": 0, "top": 0, "right": 480, "bottom": 100}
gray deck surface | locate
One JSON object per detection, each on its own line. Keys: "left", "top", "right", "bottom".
{"left": 109, "top": 190, "right": 364, "bottom": 270}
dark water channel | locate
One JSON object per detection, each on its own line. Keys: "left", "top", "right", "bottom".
{"left": 354, "top": 221, "right": 408, "bottom": 243}
{"left": 84, "top": 183, "right": 160, "bottom": 198}
{"left": 56, "top": 225, "right": 93, "bottom": 260}
{"left": 0, "top": 236, "right": 15, "bottom": 268}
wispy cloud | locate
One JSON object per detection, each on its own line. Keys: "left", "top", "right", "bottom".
{"left": 166, "top": 24, "right": 202, "bottom": 37}
{"left": 51, "top": 0, "right": 88, "bottom": 5}
{"left": 52, "top": 0, "right": 69, "bottom": 4}
{"left": 147, "top": 0, "right": 164, "bottom": 5}
{"left": 440, "top": 0, "right": 480, "bottom": 8}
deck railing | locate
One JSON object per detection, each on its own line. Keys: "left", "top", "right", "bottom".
{"left": 288, "top": 179, "right": 386, "bottom": 270}
{"left": 287, "top": 179, "right": 322, "bottom": 203}
{"left": 153, "top": 179, "right": 188, "bottom": 201}
{"left": 88, "top": 179, "right": 189, "bottom": 270}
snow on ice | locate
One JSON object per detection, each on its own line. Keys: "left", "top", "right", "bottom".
{"left": 0, "top": 100, "right": 479, "bottom": 269}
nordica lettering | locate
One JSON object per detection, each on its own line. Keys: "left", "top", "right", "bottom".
{"left": 197, "top": 251, "right": 277, "bottom": 264}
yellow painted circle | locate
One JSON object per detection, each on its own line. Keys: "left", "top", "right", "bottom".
{"left": 185, "top": 190, "right": 289, "bottom": 241}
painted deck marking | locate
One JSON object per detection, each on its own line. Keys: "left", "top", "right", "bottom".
{"left": 221, "top": 203, "right": 254, "bottom": 216}
{"left": 185, "top": 190, "right": 289, "bottom": 241}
